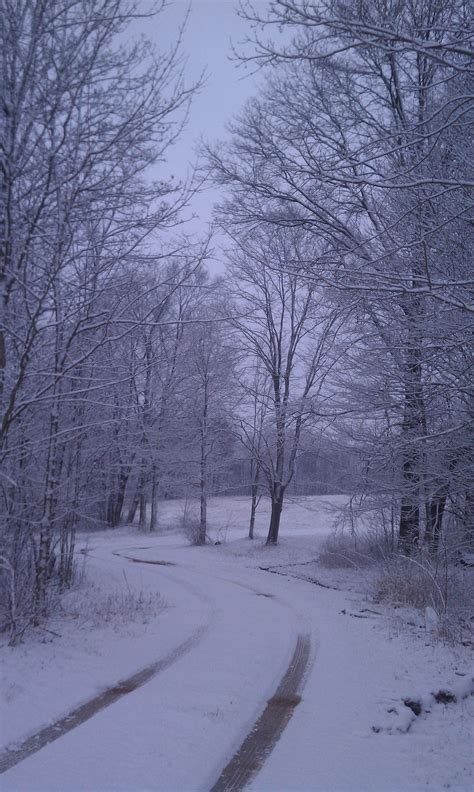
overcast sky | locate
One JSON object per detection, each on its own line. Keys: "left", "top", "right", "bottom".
{"left": 139, "top": 1, "right": 263, "bottom": 268}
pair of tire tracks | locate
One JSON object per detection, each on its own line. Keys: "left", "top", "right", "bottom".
{"left": 0, "top": 549, "right": 312, "bottom": 792}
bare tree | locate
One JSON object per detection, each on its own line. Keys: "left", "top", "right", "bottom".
{"left": 227, "top": 227, "right": 342, "bottom": 544}
{"left": 236, "top": 360, "right": 272, "bottom": 539}
{"left": 0, "top": 0, "right": 202, "bottom": 632}
{"left": 207, "top": 0, "right": 473, "bottom": 554}
{"left": 183, "top": 295, "right": 236, "bottom": 544}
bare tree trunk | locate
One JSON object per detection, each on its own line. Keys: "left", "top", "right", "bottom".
{"left": 127, "top": 495, "right": 139, "bottom": 525}
{"left": 199, "top": 484, "right": 207, "bottom": 544}
{"left": 267, "top": 485, "right": 284, "bottom": 545}
{"left": 426, "top": 493, "right": 447, "bottom": 555}
{"left": 139, "top": 490, "right": 147, "bottom": 529}
{"left": 116, "top": 470, "right": 129, "bottom": 524}
{"left": 266, "top": 388, "right": 287, "bottom": 545}
{"left": 463, "top": 489, "right": 474, "bottom": 551}
{"left": 107, "top": 468, "right": 129, "bottom": 528}
{"left": 59, "top": 466, "right": 77, "bottom": 588}
{"left": 398, "top": 311, "right": 426, "bottom": 553}
{"left": 399, "top": 458, "right": 420, "bottom": 554}
{"left": 34, "top": 528, "right": 52, "bottom": 625}
{"left": 198, "top": 384, "right": 208, "bottom": 545}
{"left": 34, "top": 394, "right": 61, "bottom": 623}
{"left": 59, "top": 523, "right": 76, "bottom": 589}
{"left": 131, "top": 469, "right": 147, "bottom": 529}
{"left": 149, "top": 464, "right": 158, "bottom": 532}
{"left": 199, "top": 445, "right": 207, "bottom": 545}
{"left": 248, "top": 458, "right": 260, "bottom": 539}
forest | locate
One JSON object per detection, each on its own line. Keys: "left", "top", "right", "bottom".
{"left": 1, "top": 0, "right": 473, "bottom": 643}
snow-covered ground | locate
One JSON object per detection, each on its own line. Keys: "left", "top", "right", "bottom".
{"left": 1, "top": 495, "right": 473, "bottom": 791}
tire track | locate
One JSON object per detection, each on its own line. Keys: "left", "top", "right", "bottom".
{"left": 1, "top": 547, "right": 309, "bottom": 787}
{"left": 209, "top": 632, "right": 311, "bottom": 792}
{"left": 0, "top": 625, "right": 208, "bottom": 774}
{"left": 0, "top": 548, "right": 218, "bottom": 775}
{"left": 0, "top": 626, "right": 208, "bottom": 774}
{"left": 259, "top": 564, "right": 339, "bottom": 590}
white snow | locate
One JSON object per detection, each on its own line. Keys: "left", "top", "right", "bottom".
{"left": 1, "top": 495, "right": 473, "bottom": 792}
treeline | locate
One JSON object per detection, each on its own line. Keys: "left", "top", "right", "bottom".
{"left": 0, "top": 0, "right": 351, "bottom": 636}
{"left": 1, "top": 0, "right": 473, "bottom": 640}
{"left": 1, "top": 0, "right": 211, "bottom": 634}
{"left": 207, "top": 0, "right": 473, "bottom": 554}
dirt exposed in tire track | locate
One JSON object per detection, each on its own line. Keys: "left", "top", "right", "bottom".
{"left": 1, "top": 549, "right": 310, "bottom": 787}
{"left": 0, "top": 623, "right": 208, "bottom": 775}
{"left": 209, "top": 633, "right": 311, "bottom": 792}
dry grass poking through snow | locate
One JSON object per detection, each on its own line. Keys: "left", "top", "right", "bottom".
{"left": 60, "top": 579, "right": 165, "bottom": 629}
{"left": 317, "top": 529, "right": 474, "bottom": 645}
{"left": 318, "top": 531, "right": 385, "bottom": 568}
{"left": 373, "top": 557, "right": 474, "bottom": 644}
{"left": 5, "top": 576, "right": 166, "bottom": 646}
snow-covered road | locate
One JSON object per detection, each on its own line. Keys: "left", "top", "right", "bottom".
{"left": 1, "top": 528, "right": 473, "bottom": 792}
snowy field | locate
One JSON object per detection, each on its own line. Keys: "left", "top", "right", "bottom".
{"left": 1, "top": 495, "right": 473, "bottom": 792}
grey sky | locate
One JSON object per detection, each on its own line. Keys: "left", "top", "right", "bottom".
{"left": 146, "top": 1, "right": 262, "bottom": 266}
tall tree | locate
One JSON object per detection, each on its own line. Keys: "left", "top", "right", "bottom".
{"left": 0, "top": 0, "right": 201, "bottom": 632}
{"left": 227, "top": 227, "right": 341, "bottom": 544}
{"left": 208, "top": 0, "right": 473, "bottom": 552}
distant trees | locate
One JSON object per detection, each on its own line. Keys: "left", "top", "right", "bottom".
{"left": 121, "top": 262, "right": 208, "bottom": 532}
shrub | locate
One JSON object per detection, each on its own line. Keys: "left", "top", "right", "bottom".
{"left": 180, "top": 502, "right": 206, "bottom": 545}
{"left": 62, "top": 580, "right": 164, "bottom": 628}
{"left": 318, "top": 530, "right": 386, "bottom": 568}
{"left": 374, "top": 554, "right": 474, "bottom": 643}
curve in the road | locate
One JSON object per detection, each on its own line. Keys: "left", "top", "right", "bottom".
{"left": 0, "top": 622, "right": 208, "bottom": 775}
{"left": 1, "top": 546, "right": 311, "bottom": 789}
{"left": 209, "top": 632, "right": 311, "bottom": 792}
